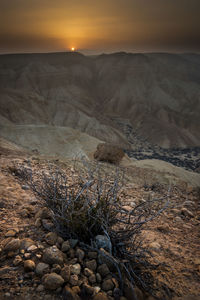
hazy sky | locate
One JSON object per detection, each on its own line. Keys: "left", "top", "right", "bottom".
{"left": 0, "top": 0, "right": 200, "bottom": 54}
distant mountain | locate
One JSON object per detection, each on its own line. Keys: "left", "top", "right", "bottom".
{"left": 0, "top": 52, "right": 200, "bottom": 151}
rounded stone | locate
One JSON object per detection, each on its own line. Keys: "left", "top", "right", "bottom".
{"left": 43, "top": 273, "right": 64, "bottom": 290}
{"left": 42, "top": 246, "right": 63, "bottom": 265}
{"left": 102, "top": 279, "right": 114, "bottom": 291}
{"left": 97, "top": 264, "right": 110, "bottom": 277}
{"left": 24, "top": 260, "right": 35, "bottom": 272}
{"left": 35, "top": 262, "right": 50, "bottom": 276}
{"left": 61, "top": 265, "right": 71, "bottom": 282}
{"left": 70, "top": 274, "right": 79, "bottom": 286}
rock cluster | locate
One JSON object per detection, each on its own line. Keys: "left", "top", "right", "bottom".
{"left": 1, "top": 229, "right": 146, "bottom": 300}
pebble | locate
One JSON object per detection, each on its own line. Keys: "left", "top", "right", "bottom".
{"left": 13, "top": 255, "right": 23, "bottom": 266}
{"left": 71, "top": 263, "right": 81, "bottom": 275}
{"left": 36, "top": 284, "right": 44, "bottom": 292}
{"left": 24, "top": 260, "right": 35, "bottom": 272}
{"left": 85, "top": 259, "right": 97, "bottom": 272}
{"left": 61, "top": 240, "right": 70, "bottom": 252}
{"left": 45, "top": 232, "right": 58, "bottom": 245}
{"left": 61, "top": 265, "right": 71, "bottom": 282}
{"left": 70, "top": 274, "right": 79, "bottom": 286}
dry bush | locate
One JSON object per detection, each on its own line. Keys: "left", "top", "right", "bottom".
{"left": 94, "top": 143, "right": 125, "bottom": 164}
{"left": 11, "top": 158, "right": 170, "bottom": 295}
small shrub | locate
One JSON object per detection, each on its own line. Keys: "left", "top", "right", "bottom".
{"left": 94, "top": 143, "right": 125, "bottom": 164}
{"left": 12, "top": 158, "right": 170, "bottom": 295}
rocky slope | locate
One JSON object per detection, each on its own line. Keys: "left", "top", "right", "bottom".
{"left": 0, "top": 52, "right": 200, "bottom": 153}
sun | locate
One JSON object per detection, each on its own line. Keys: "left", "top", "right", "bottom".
{"left": 71, "top": 47, "right": 75, "bottom": 52}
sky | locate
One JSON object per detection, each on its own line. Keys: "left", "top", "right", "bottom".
{"left": 0, "top": 0, "right": 200, "bottom": 54}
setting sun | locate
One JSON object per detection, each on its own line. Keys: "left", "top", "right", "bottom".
{"left": 71, "top": 47, "right": 75, "bottom": 51}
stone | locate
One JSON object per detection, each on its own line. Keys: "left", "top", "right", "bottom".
{"left": 51, "top": 264, "right": 62, "bottom": 274}
{"left": 22, "top": 185, "right": 29, "bottom": 190}
{"left": 89, "top": 274, "right": 96, "bottom": 284}
{"left": 85, "top": 260, "right": 97, "bottom": 272}
{"left": 72, "top": 286, "right": 81, "bottom": 294}
{"left": 62, "top": 240, "right": 71, "bottom": 252}
{"left": 35, "top": 262, "right": 50, "bottom": 276}
{"left": 70, "top": 274, "right": 79, "bottom": 286}
{"left": 157, "top": 224, "right": 170, "bottom": 233}
{"left": 42, "top": 246, "right": 63, "bottom": 265}
{"left": 13, "top": 255, "right": 23, "bottom": 266}
{"left": 63, "top": 286, "right": 81, "bottom": 300}
{"left": 20, "top": 238, "right": 35, "bottom": 250}
{"left": 43, "top": 273, "right": 64, "bottom": 290}
{"left": 82, "top": 283, "right": 94, "bottom": 295}
{"left": 61, "top": 265, "right": 71, "bottom": 282}
{"left": 71, "top": 264, "right": 81, "bottom": 275}
{"left": 42, "top": 219, "right": 54, "bottom": 231}
{"left": 24, "top": 260, "right": 35, "bottom": 272}
{"left": 36, "top": 284, "right": 44, "bottom": 292}
{"left": 57, "top": 236, "right": 64, "bottom": 245}
{"left": 102, "top": 279, "right": 115, "bottom": 291}
{"left": 96, "top": 273, "right": 102, "bottom": 283}
{"left": 45, "top": 232, "right": 58, "bottom": 245}
{"left": 93, "top": 292, "right": 109, "bottom": 300}
{"left": 4, "top": 239, "right": 21, "bottom": 252}
{"left": 27, "top": 245, "right": 38, "bottom": 252}
{"left": 84, "top": 267, "right": 94, "bottom": 277}
{"left": 95, "top": 235, "right": 112, "bottom": 252}
{"left": 76, "top": 248, "right": 85, "bottom": 261}
{"left": 5, "top": 230, "right": 17, "bottom": 237}
{"left": 24, "top": 253, "right": 31, "bottom": 259}
{"left": 97, "top": 264, "right": 110, "bottom": 277}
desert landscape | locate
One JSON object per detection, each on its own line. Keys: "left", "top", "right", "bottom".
{"left": 0, "top": 51, "right": 200, "bottom": 300}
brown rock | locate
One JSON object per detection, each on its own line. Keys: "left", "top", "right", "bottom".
{"left": 71, "top": 264, "right": 81, "bottom": 275}
{"left": 63, "top": 286, "right": 81, "bottom": 300}
{"left": 102, "top": 279, "right": 115, "bottom": 291}
{"left": 82, "top": 283, "right": 94, "bottom": 295}
{"left": 13, "top": 255, "right": 23, "bottom": 266}
{"left": 93, "top": 292, "right": 109, "bottom": 300}
{"left": 70, "top": 274, "right": 79, "bottom": 286}
{"left": 61, "top": 265, "right": 71, "bottom": 282}
{"left": 35, "top": 262, "right": 50, "bottom": 276}
{"left": 76, "top": 248, "right": 85, "bottom": 261}
{"left": 85, "top": 260, "right": 97, "bottom": 272}
{"left": 88, "top": 273, "right": 96, "bottom": 284}
{"left": 97, "top": 264, "right": 110, "bottom": 277}
{"left": 45, "top": 232, "right": 58, "bottom": 245}
{"left": 43, "top": 272, "right": 64, "bottom": 290}
{"left": 4, "top": 239, "right": 21, "bottom": 252}
{"left": 20, "top": 238, "right": 35, "bottom": 250}
{"left": 62, "top": 240, "right": 71, "bottom": 252}
{"left": 42, "top": 246, "right": 63, "bottom": 265}
{"left": 51, "top": 264, "right": 62, "bottom": 274}
{"left": 35, "top": 207, "right": 52, "bottom": 219}
{"left": 42, "top": 219, "right": 54, "bottom": 231}
{"left": 88, "top": 251, "right": 98, "bottom": 259}
{"left": 24, "top": 260, "right": 35, "bottom": 272}
{"left": 5, "top": 230, "right": 18, "bottom": 237}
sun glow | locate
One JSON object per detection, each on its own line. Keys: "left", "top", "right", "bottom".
{"left": 71, "top": 47, "right": 75, "bottom": 51}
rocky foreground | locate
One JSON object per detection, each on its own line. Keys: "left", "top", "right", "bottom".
{"left": 0, "top": 147, "right": 200, "bottom": 300}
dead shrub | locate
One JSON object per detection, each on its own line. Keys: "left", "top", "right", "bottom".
{"left": 94, "top": 143, "right": 125, "bottom": 164}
